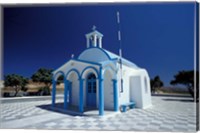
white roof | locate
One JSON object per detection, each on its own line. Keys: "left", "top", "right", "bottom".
{"left": 102, "top": 48, "right": 140, "bottom": 69}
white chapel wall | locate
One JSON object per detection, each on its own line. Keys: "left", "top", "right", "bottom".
{"left": 117, "top": 65, "right": 132, "bottom": 106}
{"left": 68, "top": 72, "right": 80, "bottom": 106}
{"left": 139, "top": 70, "right": 152, "bottom": 109}
{"left": 117, "top": 64, "right": 152, "bottom": 109}
{"left": 103, "top": 70, "right": 114, "bottom": 110}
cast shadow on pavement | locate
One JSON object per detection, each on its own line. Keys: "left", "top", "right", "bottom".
{"left": 36, "top": 103, "right": 99, "bottom": 117}
{"left": 162, "top": 98, "right": 194, "bottom": 102}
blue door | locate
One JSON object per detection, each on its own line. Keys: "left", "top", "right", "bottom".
{"left": 86, "top": 74, "right": 97, "bottom": 108}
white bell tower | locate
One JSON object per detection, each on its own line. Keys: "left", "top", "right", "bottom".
{"left": 85, "top": 26, "right": 103, "bottom": 48}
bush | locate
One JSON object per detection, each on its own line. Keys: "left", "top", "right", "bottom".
{"left": 37, "top": 87, "right": 51, "bottom": 96}
{"left": 3, "top": 92, "right": 10, "bottom": 97}
{"left": 27, "top": 92, "right": 38, "bottom": 96}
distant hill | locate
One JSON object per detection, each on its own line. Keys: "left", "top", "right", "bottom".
{"left": 1, "top": 80, "right": 64, "bottom": 93}
{"left": 0, "top": 80, "right": 4, "bottom": 89}
{"left": 157, "top": 86, "right": 189, "bottom": 94}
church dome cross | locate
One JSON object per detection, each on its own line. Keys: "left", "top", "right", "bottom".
{"left": 92, "top": 25, "right": 96, "bottom": 31}
{"left": 85, "top": 26, "right": 103, "bottom": 48}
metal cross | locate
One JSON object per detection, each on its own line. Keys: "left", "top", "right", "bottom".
{"left": 92, "top": 25, "right": 96, "bottom": 31}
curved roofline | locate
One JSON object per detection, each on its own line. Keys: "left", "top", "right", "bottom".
{"left": 78, "top": 47, "right": 139, "bottom": 69}
{"left": 78, "top": 47, "right": 112, "bottom": 60}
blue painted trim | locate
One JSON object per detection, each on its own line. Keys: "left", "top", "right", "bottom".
{"left": 52, "top": 79, "right": 56, "bottom": 107}
{"left": 98, "top": 67, "right": 104, "bottom": 116}
{"left": 81, "top": 66, "right": 99, "bottom": 79}
{"left": 66, "top": 68, "right": 81, "bottom": 79}
{"left": 112, "top": 79, "right": 118, "bottom": 112}
{"left": 64, "top": 79, "right": 68, "bottom": 109}
{"left": 121, "top": 102, "right": 136, "bottom": 112}
{"left": 79, "top": 78, "right": 84, "bottom": 113}
{"left": 52, "top": 58, "right": 101, "bottom": 74}
{"left": 53, "top": 71, "right": 65, "bottom": 81}
{"left": 71, "top": 58, "right": 101, "bottom": 66}
{"left": 100, "top": 60, "right": 115, "bottom": 67}
{"left": 53, "top": 47, "right": 119, "bottom": 74}
{"left": 111, "top": 58, "right": 118, "bottom": 61}
{"left": 78, "top": 47, "right": 112, "bottom": 60}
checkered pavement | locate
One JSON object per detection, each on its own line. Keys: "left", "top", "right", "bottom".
{"left": 0, "top": 96, "right": 197, "bottom": 132}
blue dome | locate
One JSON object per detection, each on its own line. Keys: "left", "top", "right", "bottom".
{"left": 78, "top": 47, "right": 139, "bottom": 69}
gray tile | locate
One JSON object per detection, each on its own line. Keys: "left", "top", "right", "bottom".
{"left": 80, "top": 124, "right": 91, "bottom": 128}
{"left": 67, "top": 124, "right": 78, "bottom": 128}
{"left": 96, "top": 123, "right": 107, "bottom": 128}
{"left": 0, "top": 96, "right": 196, "bottom": 132}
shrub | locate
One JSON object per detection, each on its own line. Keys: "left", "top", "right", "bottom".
{"left": 37, "top": 87, "right": 51, "bottom": 96}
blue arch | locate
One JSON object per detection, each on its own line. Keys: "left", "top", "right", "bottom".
{"left": 78, "top": 47, "right": 112, "bottom": 60}
{"left": 81, "top": 66, "right": 99, "bottom": 79}
{"left": 66, "top": 68, "right": 81, "bottom": 79}
{"left": 53, "top": 71, "right": 65, "bottom": 81}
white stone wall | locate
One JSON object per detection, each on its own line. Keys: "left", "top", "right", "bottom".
{"left": 68, "top": 72, "right": 80, "bottom": 106}
{"left": 140, "top": 71, "right": 152, "bottom": 109}
{"left": 117, "top": 64, "right": 152, "bottom": 109}
{"left": 129, "top": 75, "right": 143, "bottom": 108}
{"left": 117, "top": 65, "right": 132, "bottom": 107}
{"left": 103, "top": 70, "right": 114, "bottom": 110}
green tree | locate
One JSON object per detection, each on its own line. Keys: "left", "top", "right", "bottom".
{"left": 57, "top": 75, "right": 64, "bottom": 84}
{"left": 170, "top": 70, "right": 199, "bottom": 100}
{"left": 150, "top": 76, "right": 164, "bottom": 93}
{"left": 31, "top": 68, "right": 54, "bottom": 95}
{"left": 31, "top": 68, "right": 53, "bottom": 87}
{"left": 4, "top": 74, "right": 28, "bottom": 96}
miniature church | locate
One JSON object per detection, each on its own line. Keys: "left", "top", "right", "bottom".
{"left": 52, "top": 26, "right": 152, "bottom": 116}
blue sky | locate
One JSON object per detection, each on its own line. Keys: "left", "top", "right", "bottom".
{"left": 3, "top": 2, "right": 197, "bottom": 86}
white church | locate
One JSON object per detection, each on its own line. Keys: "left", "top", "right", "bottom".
{"left": 51, "top": 27, "right": 152, "bottom": 116}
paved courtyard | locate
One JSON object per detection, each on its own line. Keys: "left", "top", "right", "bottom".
{"left": 0, "top": 95, "right": 197, "bottom": 132}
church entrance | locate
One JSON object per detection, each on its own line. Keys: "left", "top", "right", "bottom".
{"left": 86, "top": 73, "right": 97, "bottom": 108}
